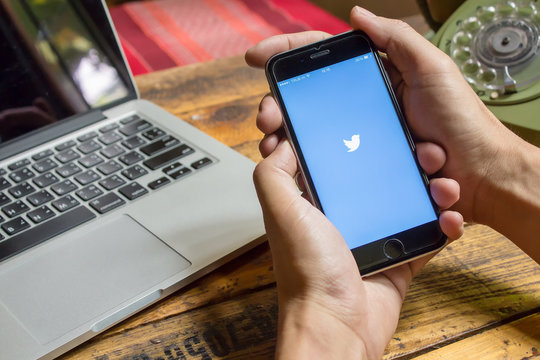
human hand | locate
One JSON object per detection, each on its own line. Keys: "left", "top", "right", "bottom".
{"left": 253, "top": 137, "right": 462, "bottom": 359}
{"left": 247, "top": 8, "right": 465, "bottom": 358}
{"left": 247, "top": 7, "right": 523, "bottom": 226}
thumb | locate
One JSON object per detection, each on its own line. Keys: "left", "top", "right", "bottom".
{"left": 253, "top": 139, "right": 301, "bottom": 218}
{"left": 349, "top": 6, "right": 455, "bottom": 80}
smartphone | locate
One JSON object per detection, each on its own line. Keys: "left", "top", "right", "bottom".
{"left": 265, "top": 30, "right": 447, "bottom": 276}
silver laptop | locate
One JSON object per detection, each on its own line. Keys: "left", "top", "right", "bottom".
{"left": 0, "top": 1, "right": 264, "bottom": 358}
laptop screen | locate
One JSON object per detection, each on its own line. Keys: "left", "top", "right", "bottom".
{"left": 0, "top": 0, "right": 136, "bottom": 147}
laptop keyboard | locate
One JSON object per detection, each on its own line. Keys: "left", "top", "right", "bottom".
{"left": 0, "top": 114, "right": 214, "bottom": 262}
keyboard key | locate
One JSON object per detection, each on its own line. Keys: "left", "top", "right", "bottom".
{"left": 0, "top": 192, "right": 10, "bottom": 207}
{"left": 0, "top": 168, "right": 5, "bottom": 176}
{"left": 162, "top": 162, "right": 183, "bottom": 176}
{"left": 143, "top": 145, "right": 195, "bottom": 170}
{"left": 120, "top": 114, "right": 140, "bottom": 124}
{"left": 2, "top": 200, "right": 29, "bottom": 218}
{"left": 99, "top": 175, "right": 125, "bottom": 190}
{"left": 55, "top": 149, "right": 80, "bottom": 163}
{"left": 100, "top": 144, "right": 125, "bottom": 159}
{"left": 27, "top": 206, "right": 55, "bottom": 224}
{"left": 191, "top": 157, "right": 213, "bottom": 169}
{"left": 51, "top": 180, "right": 78, "bottom": 196}
{"left": 27, "top": 190, "right": 54, "bottom": 206}
{"left": 33, "top": 158, "right": 58, "bottom": 173}
{"left": 33, "top": 172, "right": 59, "bottom": 188}
{"left": 122, "top": 136, "right": 146, "bottom": 149}
{"left": 148, "top": 177, "right": 170, "bottom": 190}
{"left": 79, "top": 153, "right": 104, "bottom": 168}
{"left": 122, "top": 165, "right": 148, "bottom": 180}
{"left": 52, "top": 195, "right": 80, "bottom": 212}
{"left": 119, "top": 151, "right": 144, "bottom": 166}
{"left": 9, "top": 168, "right": 35, "bottom": 183}
{"left": 0, "top": 206, "right": 95, "bottom": 262}
{"left": 76, "top": 185, "right": 103, "bottom": 201}
{"left": 32, "top": 149, "right": 54, "bottom": 161}
{"left": 90, "top": 193, "right": 125, "bottom": 214}
{"left": 8, "top": 159, "right": 30, "bottom": 171}
{"left": 96, "top": 160, "right": 122, "bottom": 175}
{"left": 55, "top": 140, "right": 76, "bottom": 152}
{"left": 99, "top": 123, "right": 119, "bottom": 133}
{"left": 2, "top": 217, "right": 30, "bottom": 236}
{"left": 56, "top": 163, "right": 82, "bottom": 178}
{"left": 8, "top": 182, "right": 35, "bottom": 199}
{"left": 98, "top": 132, "right": 122, "bottom": 145}
{"left": 77, "top": 140, "right": 101, "bottom": 154}
{"left": 119, "top": 182, "right": 148, "bottom": 200}
{"left": 119, "top": 119, "right": 151, "bottom": 137}
{"left": 77, "top": 131, "right": 98, "bottom": 142}
{"left": 169, "top": 167, "right": 192, "bottom": 180}
{"left": 142, "top": 128, "right": 165, "bottom": 140}
{"left": 140, "top": 135, "right": 180, "bottom": 157}
{"left": 0, "top": 176, "right": 10, "bottom": 190}
{"left": 74, "top": 170, "right": 100, "bottom": 186}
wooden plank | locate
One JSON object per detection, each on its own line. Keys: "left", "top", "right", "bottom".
{"left": 413, "top": 312, "right": 540, "bottom": 359}
{"left": 62, "top": 225, "right": 540, "bottom": 359}
{"left": 386, "top": 225, "right": 540, "bottom": 358}
{"left": 62, "top": 288, "right": 278, "bottom": 360}
{"left": 135, "top": 56, "right": 269, "bottom": 120}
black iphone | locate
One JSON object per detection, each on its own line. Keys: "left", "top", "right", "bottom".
{"left": 265, "top": 30, "right": 446, "bottom": 276}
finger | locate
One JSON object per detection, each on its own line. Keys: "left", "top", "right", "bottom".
{"left": 380, "top": 56, "right": 405, "bottom": 97}
{"left": 253, "top": 139, "right": 300, "bottom": 214}
{"left": 439, "top": 210, "right": 464, "bottom": 241}
{"left": 350, "top": 7, "right": 455, "bottom": 81}
{"left": 295, "top": 172, "right": 307, "bottom": 193}
{"left": 416, "top": 142, "right": 446, "bottom": 175}
{"left": 404, "top": 209, "right": 464, "bottom": 277}
{"left": 259, "top": 133, "right": 281, "bottom": 158}
{"left": 430, "top": 178, "right": 460, "bottom": 210}
{"left": 246, "top": 31, "right": 331, "bottom": 68}
{"left": 257, "top": 94, "right": 282, "bottom": 134}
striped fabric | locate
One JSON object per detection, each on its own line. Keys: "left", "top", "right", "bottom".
{"left": 109, "top": 0, "right": 350, "bottom": 75}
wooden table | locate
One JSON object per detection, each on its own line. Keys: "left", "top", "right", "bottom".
{"left": 60, "top": 54, "right": 540, "bottom": 359}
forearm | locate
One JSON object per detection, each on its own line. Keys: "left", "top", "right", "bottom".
{"left": 475, "top": 137, "right": 540, "bottom": 262}
{"left": 276, "top": 299, "right": 368, "bottom": 360}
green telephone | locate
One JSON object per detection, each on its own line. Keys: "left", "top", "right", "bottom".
{"left": 431, "top": 0, "right": 540, "bottom": 145}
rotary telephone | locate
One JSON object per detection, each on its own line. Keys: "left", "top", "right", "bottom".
{"left": 431, "top": 0, "right": 540, "bottom": 145}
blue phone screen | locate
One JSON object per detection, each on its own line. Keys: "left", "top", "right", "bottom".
{"left": 277, "top": 52, "right": 438, "bottom": 249}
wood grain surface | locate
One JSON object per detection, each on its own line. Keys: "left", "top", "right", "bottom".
{"left": 61, "top": 56, "right": 540, "bottom": 360}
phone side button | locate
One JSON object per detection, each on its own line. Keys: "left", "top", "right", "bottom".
{"left": 383, "top": 239, "right": 404, "bottom": 259}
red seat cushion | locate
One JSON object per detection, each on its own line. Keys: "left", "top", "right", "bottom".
{"left": 109, "top": 0, "right": 350, "bottom": 74}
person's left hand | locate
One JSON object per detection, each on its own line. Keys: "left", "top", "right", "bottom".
{"left": 247, "top": 30, "right": 464, "bottom": 359}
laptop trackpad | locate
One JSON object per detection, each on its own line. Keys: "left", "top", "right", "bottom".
{"left": 0, "top": 215, "right": 190, "bottom": 344}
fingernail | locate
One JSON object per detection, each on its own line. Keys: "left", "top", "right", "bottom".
{"left": 352, "top": 6, "right": 376, "bottom": 18}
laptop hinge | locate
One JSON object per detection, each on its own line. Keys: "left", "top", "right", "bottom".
{"left": 0, "top": 110, "right": 106, "bottom": 161}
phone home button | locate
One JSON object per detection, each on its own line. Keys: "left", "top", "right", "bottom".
{"left": 383, "top": 239, "right": 404, "bottom": 259}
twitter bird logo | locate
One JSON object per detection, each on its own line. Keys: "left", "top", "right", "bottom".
{"left": 343, "top": 134, "right": 360, "bottom": 152}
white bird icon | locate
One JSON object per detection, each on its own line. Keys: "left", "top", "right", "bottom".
{"left": 343, "top": 134, "right": 360, "bottom": 152}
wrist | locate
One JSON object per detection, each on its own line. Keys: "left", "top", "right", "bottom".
{"left": 473, "top": 133, "right": 540, "bottom": 261}
{"left": 276, "top": 298, "right": 368, "bottom": 360}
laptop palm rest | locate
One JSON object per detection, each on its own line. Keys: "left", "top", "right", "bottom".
{"left": 0, "top": 215, "right": 190, "bottom": 345}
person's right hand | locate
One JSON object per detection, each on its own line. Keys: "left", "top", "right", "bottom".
{"left": 348, "top": 7, "right": 527, "bottom": 224}
{"left": 248, "top": 7, "right": 526, "bottom": 226}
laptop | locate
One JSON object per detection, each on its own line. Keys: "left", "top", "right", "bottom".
{"left": 0, "top": 1, "right": 265, "bottom": 358}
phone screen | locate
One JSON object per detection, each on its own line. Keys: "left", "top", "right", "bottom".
{"left": 276, "top": 51, "right": 438, "bottom": 250}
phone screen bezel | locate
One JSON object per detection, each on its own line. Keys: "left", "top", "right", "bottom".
{"left": 266, "top": 30, "right": 446, "bottom": 275}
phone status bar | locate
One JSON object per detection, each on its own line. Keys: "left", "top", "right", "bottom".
{"left": 278, "top": 53, "right": 373, "bottom": 88}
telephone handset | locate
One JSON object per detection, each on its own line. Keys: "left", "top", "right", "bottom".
{"left": 432, "top": 0, "right": 540, "bottom": 145}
